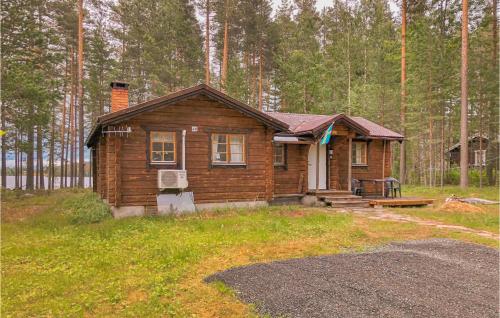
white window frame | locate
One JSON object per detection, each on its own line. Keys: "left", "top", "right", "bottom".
{"left": 474, "top": 149, "right": 486, "bottom": 166}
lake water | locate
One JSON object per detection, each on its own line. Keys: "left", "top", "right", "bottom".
{"left": 3, "top": 176, "right": 92, "bottom": 189}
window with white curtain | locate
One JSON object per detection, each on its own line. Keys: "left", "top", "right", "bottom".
{"left": 352, "top": 142, "right": 367, "bottom": 165}
{"left": 211, "top": 133, "right": 246, "bottom": 164}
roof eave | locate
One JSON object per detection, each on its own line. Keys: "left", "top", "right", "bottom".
{"left": 366, "top": 136, "right": 405, "bottom": 141}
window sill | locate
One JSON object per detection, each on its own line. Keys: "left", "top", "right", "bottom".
{"left": 352, "top": 164, "right": 368, "bottom": 167}
{"left": 210, "top": 163, "right": 247, "bottom": 168}
{"left": 148, "top": 162, "right": 178, "bottom": 169}
{"left": 150, "top": 162, "right": 177, "bottom": 165}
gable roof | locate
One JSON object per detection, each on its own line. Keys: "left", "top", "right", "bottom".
{"left": 267, "top": 112, "right": 403, "bottom": 140}
{"left": 86, "top": 84, "right": 289, "bottom": 146}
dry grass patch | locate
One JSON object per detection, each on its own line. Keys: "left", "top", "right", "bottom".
{"left": 439, "top": 201, "right": 485, "bottom": 213}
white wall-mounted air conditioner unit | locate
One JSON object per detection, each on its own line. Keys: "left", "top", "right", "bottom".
{"left": 158, "top": 170, "right": 188, "bottom": 189}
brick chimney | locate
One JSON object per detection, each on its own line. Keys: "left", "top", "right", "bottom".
{"left": 110, "top": 81, "right": 129, "bottom": 112}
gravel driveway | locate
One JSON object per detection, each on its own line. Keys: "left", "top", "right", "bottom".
{"left": 205, "top": 239, "right": 499, "bottom": 317}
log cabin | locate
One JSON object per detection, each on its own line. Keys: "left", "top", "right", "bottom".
{"left": 446, "top": 134, "right": 489, "bottom": 167}
{"left": 86, "top": 82, "right": 404, "bottom": 217}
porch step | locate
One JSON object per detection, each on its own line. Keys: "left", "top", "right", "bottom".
{"left": 308, "top": 190, "right": 353, "bottom": 196}
{"left": 321, "top": 195, "right": 363, "bottom": 201}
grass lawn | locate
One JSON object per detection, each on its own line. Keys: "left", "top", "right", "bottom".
{"left": 392, "top": 186, "right": 500, "bottom": 234}
{"left": 1, "top": 189, "right": 498, "bottom": 317}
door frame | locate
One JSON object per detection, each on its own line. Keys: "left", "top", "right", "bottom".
{"left": 307, "top": 142, "right": 329, "bottom": 191}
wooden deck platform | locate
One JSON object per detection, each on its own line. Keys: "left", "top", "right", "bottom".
{"left": 369, "top": 198, "right": 435, "bottom": 207}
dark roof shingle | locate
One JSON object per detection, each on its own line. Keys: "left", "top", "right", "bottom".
{"left": 265, "top": 112, "right": 338, "bottom": 134}
{"left": 349, "top": 117, "right": 404, "bottom": 139}
{"left": 267, "top": 112, "right": 403, "bottom": 139}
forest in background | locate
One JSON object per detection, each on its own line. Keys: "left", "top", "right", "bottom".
{"left": 1, "top": 0, "right": 498, "bottom": 190}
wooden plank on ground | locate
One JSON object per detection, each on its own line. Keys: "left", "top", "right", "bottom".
{"left": 369, "top": 198, "right": 435, "bottom": 207}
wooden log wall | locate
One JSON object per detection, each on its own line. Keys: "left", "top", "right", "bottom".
{"left": 97, "top": 95, "right": 275, "bottom": 207}
{"left": 98, "top": 138, "right": 107, "bottom": 199}
{"left": 274, "top": 144, "right": 308, "bottom": 195}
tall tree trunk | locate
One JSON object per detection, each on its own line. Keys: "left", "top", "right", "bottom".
{"left": 479, "top": 96, "right": 484, "bottom": 188}
{"left": 487, "top": 0, "right": 498, "bottom": 186}
{"left": 363, "top": 36, "right": 367, "bottom": 114}
{"left": 37, "top": 126, "right": 44, "bottom": 190}
{"left": 205, "top": 0, "right": 210, "bottom": 85}
{"left": 64, "top": 119, "right": 70, "bottom": 187}
{"left": 36, "top": 148, "right": 39, "bottom": 190}
{"left": 69, "top": 57, "right": 76, "bottom": 188}
{"left": 221, "top": 4, "right": 229, "bottom": 91}
{"left": 60, "top": 54, "right": 68, "bottom": 188}
{"left": 266, "top": 76, "right": 271, "bottom": 110}
{"left": 258, "top": 47, "right": 263, "bottom": 111}
{"left": 1, "top": 101, "right": 6, "bottom": 188}
{"left": 77, "top": 0, "right": 85, "bottom": 188}
{"left": 20, "top": 141, "right": 24, "bottom": 190}
{"left": 440, "top": 101, "right": 445, "bottom": 188}
{"left": 447, "top": 97, "right": 453, "bottom": 174}
{"left": 346, "top": 15, "right": 351, "bottom": 115}
{"left": 15, "top": 133, "right": 19, "bottom": 189}
{"left": 399, "top": 0, "right": 407, "bottom": 184}
{"left": 459, "top": 0, "right": 469, "bottom": 189}
{"left": 251, "top": 51, "right": 256, "bottom": 107}
{"left": 427, "top": 60, "right": 433, "bottom": 187}
{"left": 72, "top": 93, "right": 77, "bottom": 187}
{"left": 49, "top": 108, "right": 56, "bottom": 190}
{"left": 26, "top": 122, "right": 34, "bottom": 191}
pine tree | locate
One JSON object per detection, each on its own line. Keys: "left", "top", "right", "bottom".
{"left": 77, "top": 0, "right": 85, "bottom": 188}
{"left": 400, "top": 0, "right": 407, "bottom": 184}
{"left": 460, "top": 0, "right": 469, "bottom": 188}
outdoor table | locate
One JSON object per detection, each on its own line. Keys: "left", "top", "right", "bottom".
{"left": 358, "top": 178, "right": 397, "bottom": 198}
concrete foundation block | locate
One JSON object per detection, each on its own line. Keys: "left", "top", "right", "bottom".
{"left": 111, "top": 206, "right": 145, "bottom": 219}
{"left": 196, "top": 200, "right": 268, "bottom": 211}
{"left": 301, "top": 195, "right": 320, "bottom": 206}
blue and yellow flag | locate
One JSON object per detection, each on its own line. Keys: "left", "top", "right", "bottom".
{"left": 320, "top": 123, "right": 333, "bottom": 145}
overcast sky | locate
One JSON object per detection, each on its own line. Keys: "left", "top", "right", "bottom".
{"left": 270, "top": 0, "right": 399, "bottom": 16}
{"left": 271, "top": 0, "right": 331, "bottom": 13}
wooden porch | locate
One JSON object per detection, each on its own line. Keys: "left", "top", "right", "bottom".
{"left": 308, "top": 189, "right": 371, "bottom": 208}
{"left": 308, "top": 190, "right": 434, "bottom": 208}
{"left": 368, "top": 198, "right": 435, "bottom": 207}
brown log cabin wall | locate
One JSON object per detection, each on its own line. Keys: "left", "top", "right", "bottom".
{"left": 98, "top": 138, "right": 107, "bottom": 200}
{"left": 95, "top": 95, "right": 274, "bottom": 208}
{"left": 106, "top": 135, "right": 119, "bottom": 206}
{"left": 274, "top": 144, "right": 308, "bottom": 195}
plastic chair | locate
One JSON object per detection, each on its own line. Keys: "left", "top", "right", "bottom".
{"left": 351, "top": 178, "right": 364, "bottom": 196}
{"left": 384, "top": 177, "right": 401, "bottom": 198}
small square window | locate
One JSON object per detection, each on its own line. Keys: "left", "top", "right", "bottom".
{"left": 150, "top": 131, "right": 176, "bottom": 163}
{"left": 212, "top": 133, "right": 246, "bottom": 165}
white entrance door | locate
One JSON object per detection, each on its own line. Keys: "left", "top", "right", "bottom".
{"left": 308, "top": 143, "right": 327, "bottom": 190}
